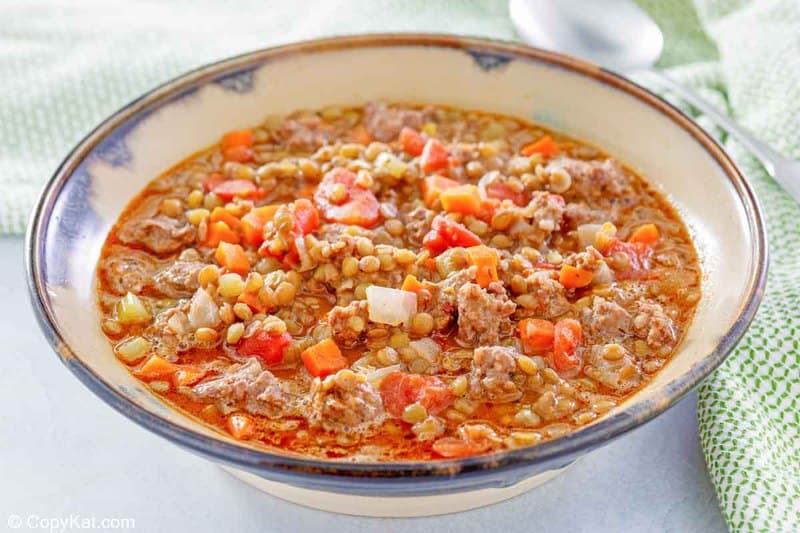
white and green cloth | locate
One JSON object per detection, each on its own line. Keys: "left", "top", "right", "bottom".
{"left": 2, "top": 1, "right": 797, "bottom": 530}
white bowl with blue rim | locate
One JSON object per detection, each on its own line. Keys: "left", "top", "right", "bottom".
{"left": 26, "top": 34, "right": 766, "bottom": 517}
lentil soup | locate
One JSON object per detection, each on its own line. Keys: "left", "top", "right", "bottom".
{"left": 96, "top": 102, "right": 700, "bottom": 461}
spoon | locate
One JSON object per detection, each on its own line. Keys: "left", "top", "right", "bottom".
{"left": 509, "top": 0, "right": 800, "bottom": 202}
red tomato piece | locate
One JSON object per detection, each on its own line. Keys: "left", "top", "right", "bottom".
{"left": 291, "top": 198, "right": 320, "bottom": 236}
{"left": 223, "top": 145, "right": 254, "bottom": 163}
{"left": 551, "top": 319, "right": 583, "bottom": 374}
{"left": 420, "top": 138, "right": 450, "bottom": 174}
{"left": 485, "top": 181, "right": 528, "bottom": 206}
{"left": 314, "top": 168, "right": 380, "bottom": 228}
{"left": 604, "top": 239, "right": 653, "bottom": 279}
{"left": 236, "top": 330, "right": 292, "bottom": 366}
{"left": 211, "top": 179, "right": 259, "bottom": 202}
{"left": 201, "top": 173, "right": 225, "bottom": 193}
{"left": 379, "top": 372, "right": 453, "bottom": 418}
{"left": 399, "top": 127, "right": 426, "bottom": 156}
{"left": 422, "top": 215, "right": 482, "bottom": 256}
{"left": 431, "top": 437, "right": 485, "bottom": 458}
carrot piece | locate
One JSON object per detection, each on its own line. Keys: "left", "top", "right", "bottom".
{"left": 138, "top": 355, "right": 177, "bottom": 380}
{"left": 440, "top": 184, "right": 482, "bottom": 216}
{"left": 209, "top": 206, "right": 241, "bottom": 230}
{"left": 350, "top": 124, "right": 372, "bottom": 145}
{"left": 401, "top": 274, "right": 426, "bottom": 293}
{"left": 420, "top": 138, "right": 450, "bottom": 174}
{"left": 521, "top": 135, "right": 559, "bottom": 158}
{"left": 552, "top": 319, "right": 583, "bottom": 374}
{"left": 301, "top": 338, "right": 347, "bottom": 378}
{"left": 222, "top": 129, "right": 254, "bottom": 149}
{"left": 223, "top": 145, "right": 254, "bottom": 163}
{"left": 559, "top": 264, "right": 594, "bottom": 289}
{"left": 399, "top": 127, "right": 426, "bottom": 156}
{"left": 240, "top": 205, "right": 279, "bottom": 246}
{"left": 204, "top": 221, "right": 240, "bottom": 247}
{"left": 519, "top": 318, "right": 555, "bottom": 353}
{"left": 298, "top": 184, "right": 317, "bottom": 199}
{"left": 628, "top": 223, "right": 660, "bottom": 245}
{"left": 227, "top": 413, "right": 256, "bottom": 440}
{"left": 466, "top": 245, "right": 499, "bottom": 288}
{"left": 173, "top": 367, "right": 207, "bottom": 387}
{"left": 420, "top": 175, "right": 460, "bottom": 208}
{"left": 215, "top": 242, "right": 251, "bottom": 275}
{"left": 237, "top": 292, "right": 267, "bottom": 313}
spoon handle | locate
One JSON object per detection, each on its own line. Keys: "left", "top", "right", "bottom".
{"left": 649, "top": 69, "right": 800, "bottom": 202}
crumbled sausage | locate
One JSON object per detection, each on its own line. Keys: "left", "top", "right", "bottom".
{"left": 100, "top": 245, "right": 159, "bottom": 295}
{"left": 275, "top": 115, "right": 335, "bottom": 151}
{"left": 193, "top": 358, "right": 291, "bottom": 417}
{"left": 117, "top": 215, "right": 196, "bottom": 254}
{"left": 564, "top": 246, "right": 604, "bottom": 272}
{"left": 308, "top": 369, "right": 385, "bottom": 433}
{"left": 520, "top": 270, "right": 571, "bottom": 318}
{"left": 456, "top": 282, "right": 516, "bottom": 345}
{"left": 633, "top": 300, "right": 676, "bottom": 349}
{"left": 468, "top": 345, "right": 523, "bottom": 403}
{"left": 401, "top": 205, "right": 435, "bottom": 248}
{"left": 548, "top": 158, "right": 632, "bottom": 199}
{"left": 581, "top": 297, "right": 631, "bottom": 342}
{"left": 328, "top": 300, "right": 370, "bottom": 346}
{"left": 363, "top": 102, "right": 428, "bottom": 142}
{"left": 151, "top": 261, "right": 204, "bottom": 298}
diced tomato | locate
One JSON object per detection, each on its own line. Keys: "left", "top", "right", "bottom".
{"left": 485, "top": 181, "right": 528, "bottom": 206}
{"left": 422, "top": 215, "right": 482, "bottom": 256}
{"left": 519, "top": 318, "right": 555, "bottom": 353}
{"left": 314, "top": 168, "right": 380, "bottom": 227}
{"left": 201, "top": 173, "right": 225, "bottom": 193}
{"left": 551, "top": 319, "right": 583, "bottom": 374}
{"left": 291, "top": 198, "right": 320, "bottom": 236}
{"left": 604, "top": 239, "right": 653, "bottom": 279}
{"left": 240, "top": 205, "right": 279, "bottom": 246}
{"left": 211, "top": 179, "right": 259, "bottom": 202}
{"left": 223, "top": 145, "right": 255, "bottom": 163}
{"left": 236, "top": 330, "right": 292, "bottom": 366}
{"left": 431, "top": 437, "right": 485, "bottom": 458}
{"left": 421, "top": 175, "right": 460, "bottom": 208}
{"left": 399, "top": 127, "right": 426, "bottom": 156}
{"left": 420, "top": 138, "right": 450, "bottom": 174}
{"left": 379, "top": 372, "right": 453, "bottom": 418}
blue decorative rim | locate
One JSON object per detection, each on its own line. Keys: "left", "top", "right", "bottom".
{"left": 24, "top": 34, "right": 767, "bottom": 495}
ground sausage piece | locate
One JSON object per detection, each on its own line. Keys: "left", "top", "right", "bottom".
{"left": 564, "top": 246, "right": 604, "bottom": 272}
{"left": 275, "top": 116, "right": 335, "bottom": 152}
{"left": 401, "top": 205, "right": 435, "bottom": 248}
{"left": 417, "top": 268, "right": 474, "bottom": 331}
{"left": 117, "top": 215, "right": 196, "bottom": 254}
{"left": 151, "top": 261, "right": 204, "bottom": 298}
{"left": 100, "top": 245, "right": 159, "bottom": 295}
{"left": 363, "top": 102, "right": 428, "bottom": 142}
{"left": 633, "top": 300, "right": 676, "bottom": 349}
{"left": 308, "top": 369, "right": 385, "bottom": 433}
{"left": 193, "top": 359, "right": 290, "bottom": 417}
{"left": 582, "top": 297, "right": 632, "bottom": 342}
{"left": 144, "top": 307, "right": 193, "bottom": 360}
{"left": 548, "top": 158, "right": 631, "bottom": 199}
{"left": 520, "top": 271, "right": 570, "bottom": 319}
{"left": 529, "top": 191, "right": 565, "bottom": 234}
{"left": 457, "top": 282, "right": 516, "bottom": 346}
{"left": 468, "top": 346, "right": 522, "bottom": 403}
{"left": 328, "top": 300, "right": 370, "bottom": 346}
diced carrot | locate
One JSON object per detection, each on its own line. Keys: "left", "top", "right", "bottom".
{"left": 221, "top": 129, "right": 254, "bottom": 149}
{"left": 211, "top": 179, "right": 258, "bottom": 201}
{"left": 399, "top": 127, "right": 426, "bottom": 156}
{"left": 559, "top": 264, "right": 594, "bottom": 289}
{"left": 173, "top": 367, "right": 207, "bottom": 387}
{"left": 138, "top": 355, "right": 177, "bottom": 380}
{"left": 421, "top": 175, "right": 460, "bottom": 208}
{"left": 628, "top": 223, "right": 660, "bottom": 245}
{"left": 521, "top": 135, "right": 559, "bottom": 158}
{"left": 440, "top": 184, "right": 482, "bottom": 216}
{"left": 420, "top": 138, "right": 450, "bottom": 174}
{"left": 519, "top": 318, "right": 555, "bottom": 353}
{"left": 350, "top": 124, "right": 372, "bottom": 145}
{"left": 240, "top": 205, "right": 279, "bottom": 246}
{"left": 466, "top": 245, "right": 499, "bottom": 288}
{"left": 223, "top": 145, "right": 254, "bottom": 163}
{"left": 301, "top": 338, "right": 347, "bottom": 378}
{"left": 215, "top": 242, "right": 250, "bottom": 275}
{"left": 298, "top": 184, "right": 317, "bottom": 199}
{"left": 204, "top": 221, "right": 240, "bottom": 247}
{"left": 552, "top": 319, "right": 583, "bottom": 374}
{"left": 209, "top": 206, "right": 241, "bottom": 230}
{"left": 227, "top": 413, "right": 255, "bottom": 440}
{"left": 401, "top": 274, "right": 426, "bottom": 293}
{"left": 237, "top": 292, "right": 267, "bottom": 313}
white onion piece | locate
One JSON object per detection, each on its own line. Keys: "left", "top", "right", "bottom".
{"left": 592, "top": 262, "right": 615, "bottom": 285}
{"left": 365, "top": 364, "right": 404, "bottom": 386}
{"left": 188, "top": 288, "right": 220, "bottom": 329}
{"left": 577, "top": 223, "right": 603, "bottom": 249}
{"left": 366, "top": 286, "right": 417, "bottom": 326}
{"left": 410, "top": 337, "right": 441, "bottom": 363}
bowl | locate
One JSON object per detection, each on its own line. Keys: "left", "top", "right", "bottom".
{"left": 25, "top": 34, "right": 766, "bottom": 517}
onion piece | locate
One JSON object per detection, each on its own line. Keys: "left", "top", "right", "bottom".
{"left": 188, "top": 288, "right": 220, "bottom": 329}
{"left": 409, "top": 337, "right": 441, "bottom": 363}
{"left": 577, "top": 224, "right": 603, "bottom": 249}
{"left": 366, "top": 286, "right": 417, "bottom": 326}
{"left": 365, "top": 364, "right": 403, "bottom": 386}
{"left": 592, "top": 262, "right": 615, "bottom": 286}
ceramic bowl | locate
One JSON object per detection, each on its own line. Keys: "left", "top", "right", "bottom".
{"left": 26, "top": 34, "right": 766, "bottom": 517}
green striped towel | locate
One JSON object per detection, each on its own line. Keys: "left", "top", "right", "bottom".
{"left": 2, "top": 1, "right": 797, "bottom": 530}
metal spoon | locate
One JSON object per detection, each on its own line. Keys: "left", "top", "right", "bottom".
{"left": 509, "top": 0, "right": 800, "bottom": 201}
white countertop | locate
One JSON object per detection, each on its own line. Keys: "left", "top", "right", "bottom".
{"left": 0, "top": 236, "right": 725, "bottom": 532}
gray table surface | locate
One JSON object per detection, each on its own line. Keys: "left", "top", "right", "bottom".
{"left": 0, "top": 236, "right": 726, "bottom": 532}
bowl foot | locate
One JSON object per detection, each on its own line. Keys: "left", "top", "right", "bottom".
{"left": 221, "top": 464, "right": 570, "bottom": 517}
